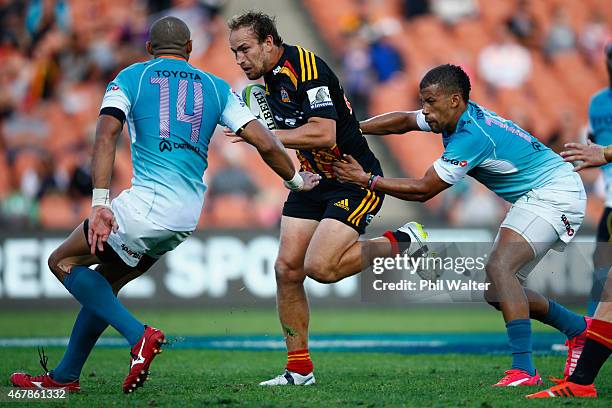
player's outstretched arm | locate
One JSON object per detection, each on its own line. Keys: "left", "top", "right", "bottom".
{"left": 332, "top": 155, "right": 450, "bottom": 202}
{"left": 359, "top": 110, "right": 427, "bottom": 135}
{"left": 88, "top": 114, "right": 122, "bottom": 255}
{"left": 274, "top": 116, "right": 336, "bottom": 149}
{"left": 239, "top": 119, "right": 321, "bottom": 191}
{"left": 561, "top": 141, "right": 612, "bottom": 171}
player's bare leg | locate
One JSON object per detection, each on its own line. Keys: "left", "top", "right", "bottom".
{"left": 486, "top": 282, "right": 550, "bottom": 319}
{"left": 303, "top": 219, "right": 388, "bottom": 283}
{"left": 485, "top": 228, "right": 544, "bottom": 386}
{"left": 260, "top": 216, "right": 319, "bottom": 386}
{"left": 47, "top": 222, "right": 101, "bottom": 283}
{"left": 275, "top": 217, "right": 319, "bottom": 352}
{"left": 304, "top": 219, "right": 428, "bottom": 284}
{"left": 484, "top": 228, "right": 536, "bottom": 322}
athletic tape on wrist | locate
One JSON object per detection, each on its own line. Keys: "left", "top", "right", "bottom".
{"left": 92, "top": 188, "right": 110, "bottom": 207}
{"left": 284, "top": 172, "right": 304, "bottom": 191}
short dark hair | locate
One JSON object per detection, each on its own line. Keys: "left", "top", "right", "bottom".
{"left": 228, "top": 11, "right": 283, "bottom": 46}
{"left": 149, "top": 16, "right": 191, "bottom": 53}
{"left": 420, "top": 64, "right": 471, "bottom": 102}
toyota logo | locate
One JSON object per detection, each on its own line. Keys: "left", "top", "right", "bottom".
{"left": 159, "top": 140, "right": 172, "bottom": 152}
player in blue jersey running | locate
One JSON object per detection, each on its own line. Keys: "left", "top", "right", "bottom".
{"left": 585, "top": 43, "right": 612, "bottom": 316}
{"left": 333, "top": 64, "right": 590, "bottom": 387}
{"left": 9, "top": 16, "right": 319, "bottom": 394}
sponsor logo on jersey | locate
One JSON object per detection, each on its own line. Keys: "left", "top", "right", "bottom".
{"left": 105, "top": 84, "right": 121, "bottom": 94}
{"left": 307, "top": 86, "right": 333, "bottom": 110}
{"left": 271, "top": 114, "right": 300, "bottom": 128}
{"left": 159, "top": 140, "right": 172, "bottom": 152}
{"left": 333, "top": 199, "right": 350, "bottom": 211}
{"left": 531, "top": 141, "right": 542, "bottom": 151}
{"left": 561, "top": 214, "right": 574, "bottom": 236}
{"left": 365, "top": 214, "right": 374, "bottom": 225}
{"left": 158, "top": 140, "right": 200, "bottom": 154}
{"left": 441, "top": 156, "right": 468, "bottom": 167}
{"left": 154, "top": 70, "right": 202, "bottom": 80}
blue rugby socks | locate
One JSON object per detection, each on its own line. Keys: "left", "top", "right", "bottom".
{"left": 63, "top": 266, "right": 144, "bottom": 346}
{"left": 538, "top": 300, "right": 586, "bottom": 339}
{"left": 506, "top": 319, "right": 536, "bottom": 375}
{"left": 51, "top": 308, "right": 108, "bottom": 383}
{"left": 587, "top": 266, "right": 608, "bottom": 316}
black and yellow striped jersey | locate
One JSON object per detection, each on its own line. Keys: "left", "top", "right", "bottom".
{"left": 263, "top": 43, "right": 382, "bottom": 181}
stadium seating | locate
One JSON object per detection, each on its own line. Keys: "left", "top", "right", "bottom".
{"left": 1, "top": 0, "right": 610, "bottom": 229}
{"left": 302, "top": 0, "right": 611, "bottom": 224}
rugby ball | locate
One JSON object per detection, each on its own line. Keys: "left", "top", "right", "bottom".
{"left": 242, "top": 84, "right": 277, "bottom": 130}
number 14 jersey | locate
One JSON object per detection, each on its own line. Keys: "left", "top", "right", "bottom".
{"left": 100, "top": 57, "right": 254, "bottom": 231}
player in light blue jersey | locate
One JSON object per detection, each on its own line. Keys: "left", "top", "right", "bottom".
{"left": 584, "top": 44, "right": 612, "bottom": 316}
{"left": 526, "top": 128, "right": 612, "bottom": 399}
{"left": 334, "top": 64, "right": 590, "bottom": 387}
{"left": 9, "top": 16, "right": 319, "bottom": 394}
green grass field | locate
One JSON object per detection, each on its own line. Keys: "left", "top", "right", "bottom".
{"left": 0, "top": 306, "right": 610, "bottom": 407}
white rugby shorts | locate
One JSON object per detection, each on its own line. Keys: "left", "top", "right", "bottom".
{"left": 105, "top": 190, "right": 192, "bottom": 268}
{"left": 498, "top": 171, "right": 586, "bottom": 256}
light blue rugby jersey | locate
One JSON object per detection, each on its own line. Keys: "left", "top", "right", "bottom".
{"left": 589, "top": 88, "right": 612, "bottom": 207}
{"left": 100, "top": 57, "right": 254, "bottom": 231}
{"left": 422, "top": 101, "right": 575, "bottom": 203}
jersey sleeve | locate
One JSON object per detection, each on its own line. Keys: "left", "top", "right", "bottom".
{"left": 299, "top": 65, "right": 339, "bottom": 121}
{"left": 218, "top": 87, "right": 256, "bottom": 133}
{"left": 432, "top": 130, "right": 493, "bottom": 185}
{"left": 100, "top": 68, "right": 133, "bottom": 118}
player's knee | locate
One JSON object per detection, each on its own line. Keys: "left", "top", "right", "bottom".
{"left": 47, "top": 250, "right": 65, "bottom": 281}
{"left": 485, "top": 260, "right": 505, "bottom": 281}
{"left": 275, "top": 259, "right": 305, "bottom": 285}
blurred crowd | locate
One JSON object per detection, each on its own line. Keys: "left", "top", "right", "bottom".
{"left": 1, "top": 0, "right": 611, "bottom": 232}
{"left": 0, "top": 0, "right": 236, "bottom": 231}
{"left": 312, "top": 0, "right": 610, "bottom": 228}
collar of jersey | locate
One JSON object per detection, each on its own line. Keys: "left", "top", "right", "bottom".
{"left": 266, "top": 43, "right": 291, "bottom": 77}
{"left": 443, "top": 102, "right": 473, "bottom": 137}
{"left": 156, "top": 55, "right": 187, "bottom": 61}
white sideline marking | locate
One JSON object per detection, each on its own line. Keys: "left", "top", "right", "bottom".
{"left": 210, "top": 339, "right": 446, "bottom": 349}
{"left": 0, "top": 337, "right": 445, "bottom": 349}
